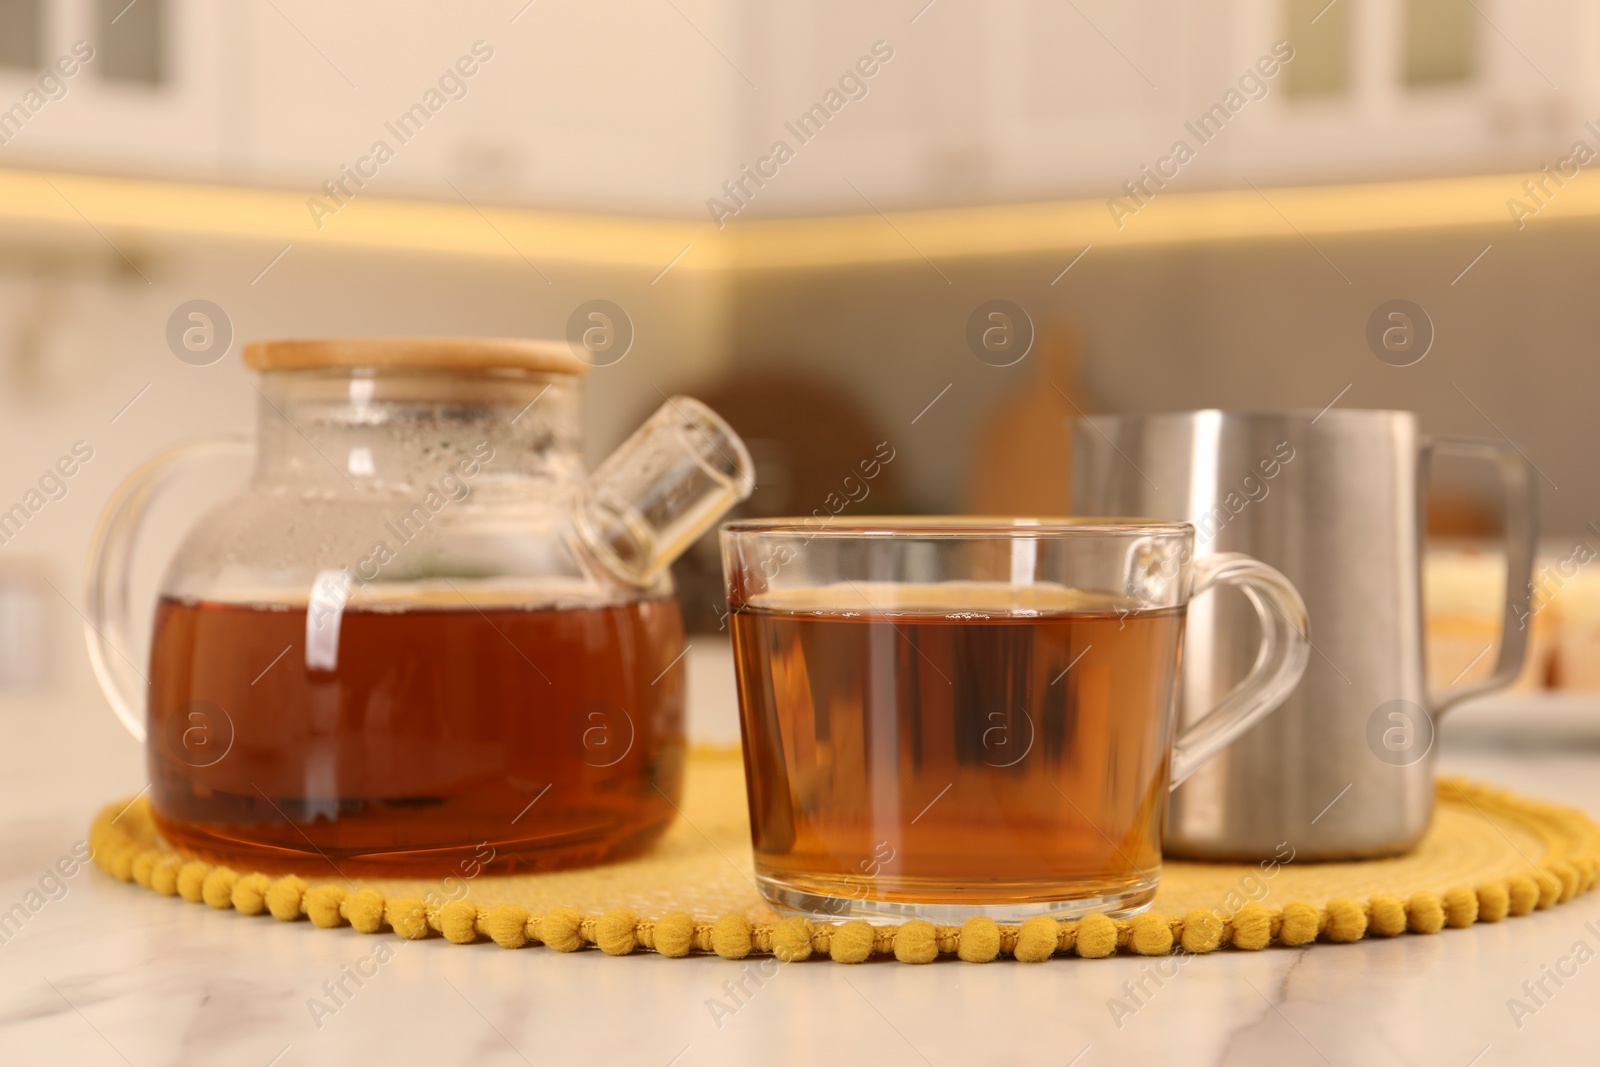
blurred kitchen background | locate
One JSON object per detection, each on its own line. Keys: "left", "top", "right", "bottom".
{"left": 0, "top": 0, "right": 1597, "bottom": 711}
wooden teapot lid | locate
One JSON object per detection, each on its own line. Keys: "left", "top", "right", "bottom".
{"left": 242, "top": 338, "right": 589, "bottom": 375}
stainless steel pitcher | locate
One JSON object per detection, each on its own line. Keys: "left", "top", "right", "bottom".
{"left": 1071, "top": 410, "right": 1536, "bottom": 860}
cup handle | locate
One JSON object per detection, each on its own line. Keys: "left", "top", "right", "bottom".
{"left": 85, "top": 437, "right": 251, "bottom": 742}
{"left": 1169, "top": 552, "right": 1312, "bottom": 789}
{"left": 1420, "top": 436, "right": 1539, "bottom": 715}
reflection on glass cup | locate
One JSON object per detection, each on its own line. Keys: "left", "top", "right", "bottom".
{"left": 721, "top": 518, "right": 1310, "bottom": 923}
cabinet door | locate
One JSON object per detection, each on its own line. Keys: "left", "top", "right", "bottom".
{"left": 728, "top": 0, "right": 1220, "bottom": 213}
{"left": 1227, "top": 0, "right": 1592, "bottom": 186}
{"left": 0, "top": 0, "right": 230, "bottom": 179}
{"left": 983, "top": 0, "right": 1185, "bottom": 203}
{"left": 732, "top": 0, "right": 1004, "bottom": 214}
{"left": 244, "top": 0, "right": 738, "bottom": 215}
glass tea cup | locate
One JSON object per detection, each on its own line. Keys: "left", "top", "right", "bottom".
{"left": 721, "top": 518, "right": 1310, "bottom": 922}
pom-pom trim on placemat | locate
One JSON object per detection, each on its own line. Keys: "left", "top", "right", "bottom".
{"left": 88, "top": 778, "right": 1600, "bottom": 963}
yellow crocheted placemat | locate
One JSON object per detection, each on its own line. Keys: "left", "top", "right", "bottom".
{"left": 89, "top": 750, "right": 1600, "bottom": 963}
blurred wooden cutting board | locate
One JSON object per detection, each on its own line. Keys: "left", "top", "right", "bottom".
{"left": 966, "top": 326, "right": 1094, "bottom": 516}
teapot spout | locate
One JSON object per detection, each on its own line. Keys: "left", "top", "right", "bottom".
{"left": 576, "top": 396, "right": 754, "bottom": 587}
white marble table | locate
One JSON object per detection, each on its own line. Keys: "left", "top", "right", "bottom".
{"left": 4, "top": 672, "right": 1599, "bottom": 1067}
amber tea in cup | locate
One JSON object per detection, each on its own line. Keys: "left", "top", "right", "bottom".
{"left": 722, "top": 519, "right": 1309, "bottom": 922}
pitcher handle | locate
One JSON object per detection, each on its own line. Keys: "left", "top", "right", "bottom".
{"left": 85, "top": 437, "right": 251, "bottom": 741}
{"left": 1421, "top": 436, "right": 1539, "bottom": 715}
{"left": 1169, "top": 552, "right": 1311, "bottom": 788}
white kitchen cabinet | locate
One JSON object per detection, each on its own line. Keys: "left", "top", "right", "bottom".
{"left": 1222, "top": 0, "right": 1599, "bottom": 187}
{"left": 240, "top": 0, "right": 740, "bottom": 216}
{"left": 0, "top": 0, "right": 233, "bottom": 178}
{"left": 722, "top": 0, "right": 1018, "bottom": 217}
{"left": 2, "top": 0, "right": 740, "bottom": 215}
{"left": 732, "top": 0, "right": 1600, "bottom": 216}
{"left": 1, "top": 0, "right": 1597, "bottom": 221}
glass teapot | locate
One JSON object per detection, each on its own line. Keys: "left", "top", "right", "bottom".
{"left": 87, "top": 338, "right": 753, "bottom": 876}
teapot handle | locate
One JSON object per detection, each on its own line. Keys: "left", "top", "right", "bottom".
{"left": 85, "top": 438, "right": 252, "bottom": 741}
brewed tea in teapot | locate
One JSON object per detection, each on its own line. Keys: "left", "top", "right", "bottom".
{"left": 88, "top": 338, "right": 753, "bottom": 876}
